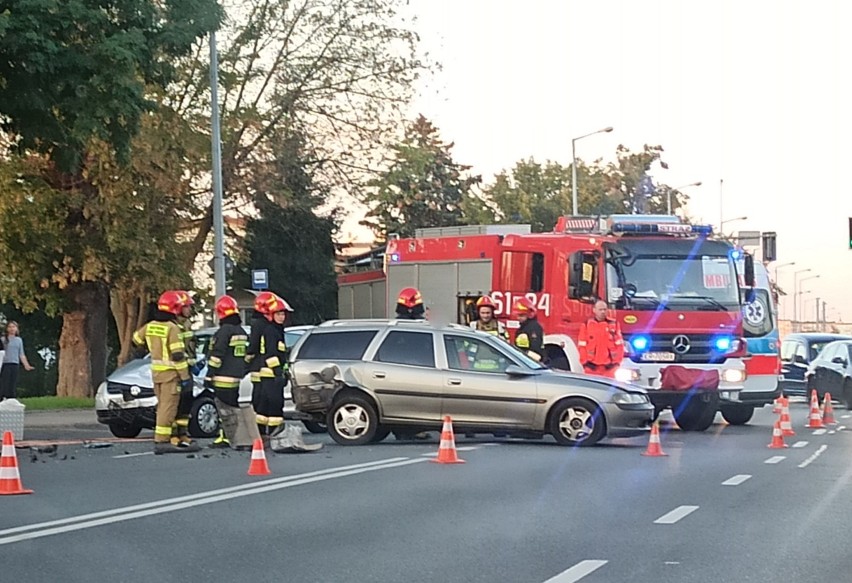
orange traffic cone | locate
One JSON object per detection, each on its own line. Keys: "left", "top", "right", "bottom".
{"left": 822, "top": 393, "right": 837, "bottom": 425}
{"left": 807, "top": 391, "right": 824, "bottom": 429}
{"left": 780, "top": 401, "right": 795, "bottom": 436}
{"left": 767, "top": 420, "right": 788, "bottom": 448}
{"left": 772, "top": 396, "right": 782, "bottom": 415}
{"left": 431, "top": 416, "right": 465, "bottom": 464}
{"left": 641, "top": 422, "right": 668, "bottom": 457}
{"left": 0, "top": 430, "right": 33, "bottom": 495}
{"left": 247, "top": 438, "right": 271, "bottom": 476}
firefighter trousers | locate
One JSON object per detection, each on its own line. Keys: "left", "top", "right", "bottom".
{"left": 153, "top": 380, "right": 180, "bottom": 444}
{"left": 253, "top": 377, "right": 285, "bottom": 434}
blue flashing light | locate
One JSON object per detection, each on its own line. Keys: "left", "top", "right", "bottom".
{"left": 713, "top": 335, "right": 733, "bottom": 352}
{"left": 691, "top": 225, "right": 714, "bottom": 235}
{"left": 729, "top": 248, "right": 743, "bottom": 260}
{"left": 390, "top": 252, "right": 400, "bottom": 262}
{"left": 630, "top": 335, "right": 650, "bottom": 352}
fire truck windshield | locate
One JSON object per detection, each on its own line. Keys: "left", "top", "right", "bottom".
{"left": 605, "top": 239, "right": 740, "bottom": 311}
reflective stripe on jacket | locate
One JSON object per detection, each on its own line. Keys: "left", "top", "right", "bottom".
{"left": 132, "top": 320, "right": 189, "bottom": 383}
{"left": 578, "top": 318, "right": 624, "bottom": 366}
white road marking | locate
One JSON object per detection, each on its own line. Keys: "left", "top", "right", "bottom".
{"left": 112, "top": 451, "right": 154, "bottom": 459}
{"left": 829, "top": 430, "right": 836, "bottom": 435}
{"left": 721, "top": 474, "right": 751, "bottom": 486}
{"left": 764, "top": 456, "right": 786, "bottom": 464}
{"left": 421, "top": 445, "right": 479, "bottom": 456}
{"left": 812, "top": 429, "right": 827, "bottom": 435}
{"left": 543, "top": 560, "right": 608, "bottom": 582}
{"left": 799, "top": 445, "right": 828, "bottom": 468}
{"left": 654, "top": 505, "right": 699, "bottom": 524}
{"left": 0, "top": 457, "right": 421, "bottom": 543}
{"left": 792, "top": 441, "right": 808, "bottom": 448}
{"left": 838, "top": 426, "right": 846, "bottom": 431}
{"left": 841, "top": 415, "right": 851, "bottom": 419}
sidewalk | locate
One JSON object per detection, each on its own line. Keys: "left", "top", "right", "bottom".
{"left": 24, "top": 409, "right": 101, "bottom": 429}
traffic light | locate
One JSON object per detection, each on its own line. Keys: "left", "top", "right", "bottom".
{"left": 761, "top": 231, "right": 777, "bottom": 262}
{"left": 849, "top": 217, "right": 852, "bottom": 249}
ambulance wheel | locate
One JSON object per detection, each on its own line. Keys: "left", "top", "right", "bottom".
{"left": 720, "top": 404, "right": 754, "bottom": 426}
{"left": 303, "top": 420, "right": 327, "bottom": 434}
{"left": 327, "top": 392, "right": 378, "bottom": 445}
{"left": 189, "top": 396, "right": 219, "bottom": 438}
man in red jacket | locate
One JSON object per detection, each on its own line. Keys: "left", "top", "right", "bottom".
{"left": 578, "top": 300, "right": 624, "bottom": 378}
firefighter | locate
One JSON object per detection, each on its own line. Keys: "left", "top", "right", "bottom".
{"left": 206, "top": 295, "right": 256, "bottom": 449}
{"left": 395, "top": 287, "right": 425, "bottom": 320}
{"left": 245, "top": 291, "right": 293, "bottom": 440}
{"left": 578, "top": 299, "right": 624, "bottom": 378}
{"left": 132, "top": 291, "right": 200, "bottom": 454}
{"left": 173, "top": 290, "right": 198, "bottom": 447}
{"left": 470, "top": 295, "right": 509, "bottom": 341}
{"left": 512, "top": 297, "right": 545, "bottom": 362}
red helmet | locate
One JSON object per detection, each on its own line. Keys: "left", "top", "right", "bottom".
{"left": 175, "top": 291, "right": 194, "bottom": 308}
{"left": 215, "top": 295, "right": 239, "bottom": 320}
{"left": 475, "top": 295, "right": 496, "bottom": 312}
{"left": 512, "top": 297, "right": 537, "bottom": 318}
{"left": 157, "top": 290, "right": 184, "bottom": 316}
{"left": 254, "top": 292, "right": 293, "bottom": 320}
{"left": 397, "top": 287, "right": 423, "bottom": 309}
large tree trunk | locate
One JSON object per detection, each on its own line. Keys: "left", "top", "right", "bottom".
{"left": 110, "top": 286, "right": 150, "bottom": 366}
{"left": 56, "top": 282, "right": 109, "bottom": 397}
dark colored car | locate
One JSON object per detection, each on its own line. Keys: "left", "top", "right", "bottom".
{"left": 805, "top": 340, "right": 852, "bottom": 407}
{"left": 779, "top": 333, "right": 852, "bottom": 397}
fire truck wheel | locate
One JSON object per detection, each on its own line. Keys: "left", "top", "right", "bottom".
{"left": 719, "top": 404, "right": 754, "bottom": 425}
{"left": 327, "top": 392, "right": 378, "bottom": 446}
{"left": 673, "top": 394, "right": 718, "bottom": 432}
{"left": 548, "top": 398, "right": 606, "bottom": 446}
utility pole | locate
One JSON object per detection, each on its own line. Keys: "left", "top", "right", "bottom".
{"left": 210, "top": 31, "right": 226, "bottom": 300}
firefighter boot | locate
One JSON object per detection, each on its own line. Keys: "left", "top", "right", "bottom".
{"left": 155, "top": 442, "right": 187, "bottom": 455}
{"left": 171, "top": 434, "right": 200, "bottom": 453}
{"left": 210, "top": 429, "right": 230, "bottom": 449}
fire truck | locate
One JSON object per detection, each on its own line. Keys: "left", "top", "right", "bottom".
{"left": 337, "top": 215, "right": 757, "bottom": 432}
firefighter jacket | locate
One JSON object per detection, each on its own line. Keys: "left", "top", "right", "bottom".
{"left": 132, "top": 312, "right": 190, "bottom": 384}
{"left": 245, "top": 315, "right": 287, "bottom": 382}
{"left": 515, "top": 318, "right": 544, "bottom": 361}
{"left": 177, "top": 317, "right": 198, "bottom": 368}
{"left": 206, "top": 315, "right": 248, "bottom": 390}
{"left": 578, "top": 318, "right": 625, "bottom": 367}
{"left": 470, "top": 318, "right": 509, "bottom": 341}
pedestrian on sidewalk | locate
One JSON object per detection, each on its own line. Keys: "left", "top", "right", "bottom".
{"left": 0, "top": 321, "right": 35, "bottom": 401}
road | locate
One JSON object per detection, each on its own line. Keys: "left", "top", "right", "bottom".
{"left": 2, "top": 400, "right": 851, "bottom": 583}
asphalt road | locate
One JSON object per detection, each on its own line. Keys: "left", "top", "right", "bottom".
{"left": 2, "top": 400, "right": 851, "bottom": 583}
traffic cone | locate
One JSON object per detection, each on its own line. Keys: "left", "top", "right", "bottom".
{"left": 767, "top": 420, "right": 788, "bottom": 449}
{"left": 772, "top": 396, "right": 783, "bottom": 415}
{"left": 807, "top": 391, "right": 824, "bottom": 429}
{"left": 780, "top": 401, "right": 795, "bottom": 436}
{"left": 641, "top": 422, "right": 668, "bottom": 457}
{"left": 822, "top": 393, "right": 837, "bottom": 425}
{"left": 431, "top": 416, "right": 465, "bottom": 464}
{"left": 247, "top": 438, "right": 271, "bottom": 476}
{"left": 0, "top": 431, "right": 33, "bottom": 495}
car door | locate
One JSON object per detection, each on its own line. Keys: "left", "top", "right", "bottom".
{"left": 812, "top": 344, "right": 837, "bottom": 395}
{"left": 824, "top": 344, "right": 848, "bottom": 396}
{"left": 786, "top": 341, "right": 809, "bottom": 388}
{"left": 439, "top": 333, "right": 537, "bottom": 427}
{"left": 367, "top": 330, "right": 443, "bottom": 423}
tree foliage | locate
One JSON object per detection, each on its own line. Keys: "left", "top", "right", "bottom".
{"left": 361, "top": 115, "right": 481, "bottom": 239}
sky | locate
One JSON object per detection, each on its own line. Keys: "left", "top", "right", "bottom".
{"left": 344, "top": 0, "right": 852, "bottom": 322}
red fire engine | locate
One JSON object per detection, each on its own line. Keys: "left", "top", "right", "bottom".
{"left": 337, "top": 214, "right": 757, "bottom": 432}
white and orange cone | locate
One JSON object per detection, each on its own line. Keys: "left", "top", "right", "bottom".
{"left": 641, "top": 422, "right": 668, "bottom": 457}
{"left": 807, "top": 390, "right": 825, "bottom": 429}
{"left": 431, "top": 416, "right": 465, "bottom": 464}
{"left": 780, "top": 400, "right": 796, "bottom": 436}
{"left": 822, "top": 393, "right": 837, "bottom": 425}
{"left": 767, "top": 420, "right": 788, "bottom": 449}
{"left": 247, "top": 438, "right": 271, "bottom": 476}
{"left": 0, "top": 430, "right": 33, "bottom": 495}
{"left": 772, "top": 396, "right": 783, "bottom": 415}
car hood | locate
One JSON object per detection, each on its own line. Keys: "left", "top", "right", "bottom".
{"left": 535, "top": 368, "right": 649, "bottom": 394}
{"left": 108, "top": 357, "right": 153, "bottom": 387}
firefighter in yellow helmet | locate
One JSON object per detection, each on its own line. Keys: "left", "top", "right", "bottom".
{"left": 132, "top": 291, "right": 200, "bottom": 454}
{"left": 470, "top": 295, "right": 509, "bottom": 341}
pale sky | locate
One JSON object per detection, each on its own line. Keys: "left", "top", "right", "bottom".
{"left": 345, "top": 0, "right": 851, "bottom": 322}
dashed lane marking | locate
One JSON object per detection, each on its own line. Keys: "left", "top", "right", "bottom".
{"left": 792, "top": 441, "right": 808, "bottom": 448}
{"left": 799, "top": 445, "right": 828, "bottom": 468}
{"left": 721, "top": 474, "right": 751, "bottom": 486}
{"left": 812, "top": 429, "right": 827, "bottom": 435}
{"left": 654, "top": 505, "right": 699, "bottom": 524}
{"left": 543, "top": 560, "right": 608, "bottom": 582}
{"left": 113, "top": 452, "right": 154, "bottom": 459}
{"left": 841, "top": 415, "right": 851, "bottom": 419}
{"left": 764, "top": 456, "right": 786, "bottom": 464}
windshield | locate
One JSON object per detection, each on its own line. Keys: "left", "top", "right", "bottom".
{"left": 612, "top": 253, "right": 739, "bottom": 310}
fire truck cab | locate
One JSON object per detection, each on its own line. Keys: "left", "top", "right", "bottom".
{"left": 337, "top": 215, "right": 756, "bottom": 432}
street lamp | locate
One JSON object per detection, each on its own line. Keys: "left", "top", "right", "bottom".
{"left": 772, "top": 261, "right": 795, "bottom": 320}
{"left": 798, "top": 275, "right": 820, "bottom": 322}
{"left": 792, "top": 268, "right": 811, "bottom": 327}
{"left": 721, "top": 215, "right": 748, "bottom": 227}
{"left": 572, "top": 126, "right": 613, "bottom": 215}
{"left": 668, "top": 181, "right": 702, "bottom": 215}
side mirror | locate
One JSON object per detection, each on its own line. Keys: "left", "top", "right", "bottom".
{"left": 794, "top": 354, "right": 807, "bottom": 365}
{"left": 743, "top": 254, "right": 755, "bottom": 288}
{"left": 831, "top": 356, "right": 847, "bottom": 366}
{"left": 505, "top": 364, "right": 534, "bottom": 377}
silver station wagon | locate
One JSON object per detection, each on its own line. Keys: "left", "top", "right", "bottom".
{"left": 288, "top": 320, "right": 653, "bottom": 446}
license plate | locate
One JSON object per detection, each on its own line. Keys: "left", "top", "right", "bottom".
{"left": 641, "top": 352, "right": 676, "bottom": 362}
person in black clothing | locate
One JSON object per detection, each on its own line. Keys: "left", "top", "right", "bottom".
{"left": 395, "top": 287, "right": 425, "bottom": 319}
{"left": 512, "top": 297, "right": 545, "bottom": 362}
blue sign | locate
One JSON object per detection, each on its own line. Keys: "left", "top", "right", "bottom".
{"left": 251, "top": 269, "right": 269, "bottom": 291}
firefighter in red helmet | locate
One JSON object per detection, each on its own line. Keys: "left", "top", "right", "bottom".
{"left": 173, "top": 290, "right": 199, "bottom": 447}
{"left": 131, "top": 290, "right": 200, "bottom": 454}
{"left": 512, "top": 297, "right": 544, "bottom": 362}
{"left": 395, "top": 287, "right": 425, "bottom": 320}
{"left": 470, "top": 295, "right": 508, "bottom": 341}
{"left": 245, "top": 291, "right": 293, "bottom": 441}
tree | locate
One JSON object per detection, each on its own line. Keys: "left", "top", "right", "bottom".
{"left": 0, "top": 1, "right": 222, "bottom": 396}
{"left": 361, "top": 115, "right": 481, "bottom": 239}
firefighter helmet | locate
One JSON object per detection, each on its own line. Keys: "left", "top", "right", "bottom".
{"left": 397, "top": 287, "right": 423, "bottom": 309}
{"left": 175, "top": 290, "right": 195, "bottom": 308}
{"left": 475, "top": 295, "right": 496, "bottom": 312}
{"left": 254, "top": 292, "right": 293, "bottom": 319}
{"left": 512, "top": 297, "right": 537, "bottom": 318}
{"left": 157, "top": 290, "right": 185, "bottom": 316}
{"left": 215, "top": 295, "right": 239, "bottom": 320}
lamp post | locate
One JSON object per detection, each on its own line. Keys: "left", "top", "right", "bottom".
{"left": 572, "top": 126, "right": 613, "bottom": 215}
{"left": 668, "top": 181, "right": 702, "bottom": 215}
{"left": 772, "top": 261, "right": 795, "bottom": 320}
{"left": 798, "top": 275, "right": 819, "bottom": 324}
{"left": 210, "top": 31, "right": 226, "bottom": 300}
{"left": 720, "top": 216, "right": 748, "bottom": 239}
{"left": 792, "top": 268, "right": 811, "bottom": 328}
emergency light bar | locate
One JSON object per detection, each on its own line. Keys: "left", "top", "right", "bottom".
{"left": 610, "top": 222, "right": 713, "bottom": 235}
{"left": 555, "top": 214, "right": 713, "bottom": 236}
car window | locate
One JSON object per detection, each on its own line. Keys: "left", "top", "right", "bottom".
{"left": 780, "top": 340, "right": 797, "bottom": 362}
{"left": 375, "top": 331, "right": 435, "bottom": 368}
{"left": 444, "top": 335, "right": 513, "bottom": 373}
{"left": 794, "top": 343, "right": 808, "bottom": 363}
{"left": 814, "top": 343, "right": 836, "bottom": 363}
{"left": 284, "top": 329, "right": 307, "bottom": 347}
{"left": 297, "top": 330, "right": 377, "bottom": 360}
{"left": 809, "top": 341, "right": 833, "bottom": 362}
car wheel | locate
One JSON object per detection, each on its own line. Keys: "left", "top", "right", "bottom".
{"left": 303, "top": 420, "right": 327, "bottom": 434}
{"left": 548, "top": 398, "right": 606, "bottom": 446}
{"left": 189, "top": 396, "right": 219, "bottom": 438}
{"left": 720, "top": 404, "right": 754, "bottom": 426}
{"left": 673, "top": 394, "right": 718, "bottom": 432}
{"left": 108, "top": 422, "right": 142, "bottom": 439}
{"left": 327, "top": 393, "right": 378, "bottom": 446}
